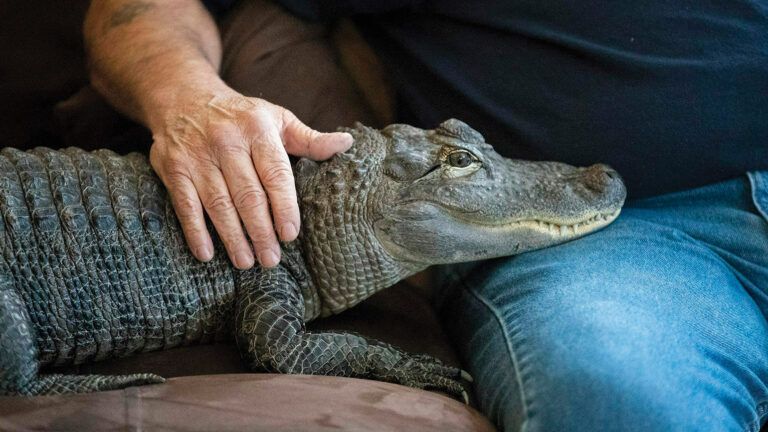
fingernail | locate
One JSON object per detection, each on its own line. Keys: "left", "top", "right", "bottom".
{"left": 195, "top": 246, "right": 213, "bottom": 262}
{"left": 234, "top": 250, "right": 254, "bottom": 269}
{"left": 279, "top": 222, "right": 298, "bottom": 241}
{"left": 258, "top": 250, "right": 280, "bottom": 268}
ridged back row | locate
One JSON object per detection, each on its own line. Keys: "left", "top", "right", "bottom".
{"left": 0, "top": 148, "right": 235, "bottom": 368}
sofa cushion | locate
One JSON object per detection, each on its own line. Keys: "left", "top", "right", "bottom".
{"left": 0, "top": 374, "right": 495, "bottom": 432}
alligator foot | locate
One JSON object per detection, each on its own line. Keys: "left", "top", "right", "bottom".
{"left": 375, "top": 353, "right": 472, "bottom": 403}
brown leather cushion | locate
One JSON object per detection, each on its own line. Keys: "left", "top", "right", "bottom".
{"left": 27, "top": 283, "right": 481, "bottom": 432}
{"left": 0, "top": 374, "right": 495, "bottom": 432}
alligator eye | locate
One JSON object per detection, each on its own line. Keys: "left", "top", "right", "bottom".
{"left": 448, "top": 151, "right": 474, "bottom": 168}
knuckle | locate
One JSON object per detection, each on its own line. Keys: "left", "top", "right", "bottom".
{"left": 207, "top": 124, "right": 246, "bottom": 155}
{"left": 246, "top": 97, "right": 269, "bottom": 111}
{"left": 205, "top": 194, "right": 235, "bottom": 213}
{"left": 206, "top": 123, "right": 230, "bottom": 141}
{"left": 271, "top": 203, "right": 299, "bottom": 222}
{"left": 260, "top": 163, "right": 294, "bottom": 186}
{"left": 250, "top": 128, "right": 282, "bottom": 154}
{"left": 213, "top": 138, "right": 248, "bottom": 157}
{"left": 233, "top": 187, "right": 268, "bottom": 212}
{"left": 160, "top": 154, "right": 192, "bottom": 177}
{"left": 171, "top": 201, "right": 207, "bottom": 238}
{"left": 243, "top": 221, "right": 278, "bottom": 249}
{"left": 221, "top": 231, "right": 248, "bottom": 251}
{"left": 250, "top": 236, "right": 278, "bottom": 257}
{"left": 181, "top": 223, "right": 207, "bottom": 242}
{"left": 243, "top": 108, "right": 270, "bottom": 130}
{"left": 251, "top": 241, "right": 277, "bottom": 259}
{"left": 279, "top": 108, "right": 297, "bottom": 129}
{"left": 164, "top": 168, "right": 190, "bottom": 186}
{"left": 150, "top": 144, "right": 179, "bottom": 167}
{"left": 173, "top": 195, "right": 199, "bottom": 216}
{"left": 149, "top": 146, "right": 165, "bottom": 169}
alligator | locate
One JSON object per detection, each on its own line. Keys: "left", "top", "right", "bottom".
{"left": 0, "top": 119, "right": 625, "bottom": 399}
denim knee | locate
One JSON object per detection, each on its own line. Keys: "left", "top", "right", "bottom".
{"left": 439, "top": 213, "right": 768, "bottom": 432}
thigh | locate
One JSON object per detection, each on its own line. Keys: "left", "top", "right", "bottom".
{"left": 439, "top": 185, "right": 768, "bottom": 431}
{"left": 218, "top": 0, "right": 377, "bottom": 131}
{"left": 628, "top": 172, "right": 768, "bottom": 317}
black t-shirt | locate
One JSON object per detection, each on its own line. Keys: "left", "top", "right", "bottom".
{"left": 202, "top": 0, "right": 238, "bottom": 15}
{"left": 205, "top": 0, "right": 768, "bottom": 198}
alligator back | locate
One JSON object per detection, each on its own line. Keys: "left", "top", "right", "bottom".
{"left": 0, "top": 148, "right": 236, "bottom": 368}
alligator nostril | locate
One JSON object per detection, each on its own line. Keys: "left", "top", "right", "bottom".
{"left": 604, "top": 169, "right": 619, "bottom": 181}
{"left": 581, "top": 164, "right": 620, "bottom": 192}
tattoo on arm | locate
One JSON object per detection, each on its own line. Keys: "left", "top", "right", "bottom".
{"left": 107, "top": 1, "right": 156, "bottom": 30}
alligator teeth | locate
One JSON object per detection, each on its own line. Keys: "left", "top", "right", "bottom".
{"left": 508, "top": 209, "right": 619, "bottom": 236}
{"left": 524, "top": 209, "right": 620, "bottom": 235}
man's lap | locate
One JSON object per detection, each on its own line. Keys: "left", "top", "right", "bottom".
{"left": 208, "top": 4, "right": 768, "bottom": 430}
{"left": 438, "top": 173, "right": 768, "bottom": 431}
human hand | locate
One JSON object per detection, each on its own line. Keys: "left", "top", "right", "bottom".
{"left": 148, "top": 85, "right": 353, "bottom": 269}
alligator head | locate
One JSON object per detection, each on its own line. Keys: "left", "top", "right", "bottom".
{"left": 294, "top": 119, "right": 626, "bottom": 315}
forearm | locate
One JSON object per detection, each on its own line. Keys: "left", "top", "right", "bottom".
{"left": 84, "top": 0, "right": 225, "bottom": 130}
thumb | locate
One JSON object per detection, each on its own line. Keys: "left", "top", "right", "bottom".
{"left": 281, "top": 110, "right": 353, "bottom": 160}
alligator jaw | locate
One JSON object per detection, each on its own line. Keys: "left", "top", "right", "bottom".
{"left": 492, "top": 208, "right": 622, "bottom": 238}
{"left": 373, "top": 203, "right": 623, "bottom": 267}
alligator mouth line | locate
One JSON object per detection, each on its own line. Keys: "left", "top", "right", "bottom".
{"left": 445, "top": 207, "right": 621, "bottom": 237}
{"left": 511, "top": 209, "right": 622, "bottom": 236}
{"left": 392, "top": 200, "right": 622, "bottom": 237}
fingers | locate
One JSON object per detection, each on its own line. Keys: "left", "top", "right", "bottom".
{"left": 280, "top": 109, "right": 353, "bottom": 160}
{"left": 163, "top": 170, "right": 214, "bottom": 262}
{"left": 215, "top": 123, "right": 281, "bottom": 268}
{"left": 151, "top": 94, "right": 339, "bottom": 270}
{"left": 245, "top": 114, "right": 301, "bottom": 247}
{"left": 192, "top": 162, "right": 257, "bottom": 270}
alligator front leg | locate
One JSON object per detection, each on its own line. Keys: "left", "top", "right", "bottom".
{"left": 234, "top": 263, "right": 470, "bottom": 401}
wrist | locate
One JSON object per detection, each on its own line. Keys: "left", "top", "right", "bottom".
{"left": 140, "top": 66, "right": 232, "bottom": 133}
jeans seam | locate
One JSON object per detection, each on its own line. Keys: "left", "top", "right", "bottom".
{"left": 460, "top": 277, "right": 532, "bottom": 426}
{"left": 746, "top": 400, "right": 768, "bottom": 432}
{"left": 747, "top": 172, "right": 768, "bottom": 222}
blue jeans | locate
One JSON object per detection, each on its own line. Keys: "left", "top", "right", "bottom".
{"left": 437, "top": 172, "right": 768, "bottom": 432}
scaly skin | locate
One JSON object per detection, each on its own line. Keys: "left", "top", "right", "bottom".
{"left": 0, "top": 119, "right": 625, "bottom": 399}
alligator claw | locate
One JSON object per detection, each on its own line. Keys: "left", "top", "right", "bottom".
{"left": 377, "top": 354, "right": 469, "bottom": 402}
{"left": 461, "top": 369, "right": 474, "bottom": 383}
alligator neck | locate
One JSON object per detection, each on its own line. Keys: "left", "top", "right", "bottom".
{"left": 295, "top": 153, "right": 423, "bottom": 317}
